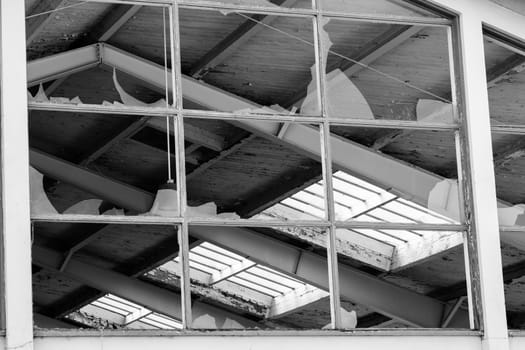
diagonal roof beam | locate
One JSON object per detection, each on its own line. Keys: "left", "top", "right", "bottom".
{"left": 28, "top": 150, "right": 467, "bottom": 328}
{"left": 26, "top": 0, "right": 68, "bottom": 46}
{"left": 27, "top": 45, "right": 525, "bottom": 260}
{"left": 97, "top": 43, "right": 443, "bottom": 210}
{"left": 30, "top": 149, "right": 391, "bottom": 271}
{"left": 33, "top": 244, "right": 258, "bottom": 328}
{"left": 188, "top": 0, "right": 298, "bottom": 79}
{"left": 90, "top": 4, "right": 142, "bottom": 42}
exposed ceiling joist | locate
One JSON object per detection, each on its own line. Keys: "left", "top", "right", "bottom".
{"left": 91, "top": 4, "right": 142, "bottom": 42}
{"left": 80, "top": 117, "right": 150, "bottom": 166}
{"left": 147, "top": 117, "right": 227, "bottom": 152}
{"left": 188, "top": 0, "right": 298, "bottom": 79}
{"left": 26, "top": 0, "right": 67, "bottom": 46}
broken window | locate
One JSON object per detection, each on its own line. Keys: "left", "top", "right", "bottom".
{"left": 25, "top": 0, "right": 477, "bottom": 334}
{"left": 484, "top": 32, "right": 525, "bottom": 330}
{"left": 179, "top": 8, "right": 320, "bottom": 116}
{"left": 184, "top": 118, "right": 325, "bottom": 221}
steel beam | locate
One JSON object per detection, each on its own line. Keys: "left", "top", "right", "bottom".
{"left": 189, "top": 225, "right": 467, "bottom": 328}
{"left": 32, "top": 245, "right": 258, "bottom": 329}
{"left": 30, "top": 149, "right": 153, "bottom": 213}
{"left": 29, "top": 150, "right": 465, "bottom": 327}
{"left": 27, "top": 45, "right": 100, "bottom": 87}
{"left": 97, "top": 44, "right": 444, "bottom": 211}
{"left": 91, "top": 5, "right": 142, "bottom": 42}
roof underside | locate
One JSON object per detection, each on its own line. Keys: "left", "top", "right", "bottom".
{"left": 25, "top": 0, "right": 525, "bottom": 330}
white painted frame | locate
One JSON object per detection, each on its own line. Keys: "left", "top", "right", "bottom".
{"left": 6, "top": 0, "right": 525, "bottom": 349}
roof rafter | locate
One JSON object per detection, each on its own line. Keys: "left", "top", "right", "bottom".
{"left": 188, "top": 0, "right": 298, "bottom": 79}
{"left": 372, "top": 51, "right": 525, "bottom": 151}
{"left": 27, "top": 44, "right": 525, "bottom": 279}
{"left": 286, "top": 25, "right": 423, "bottom": 108}
{"left": 90, "top": 4, "right": 142, "bottom": 42}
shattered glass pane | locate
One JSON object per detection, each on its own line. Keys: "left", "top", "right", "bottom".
{"left": 180, "top": 9, "right": 320, "bottom": 116}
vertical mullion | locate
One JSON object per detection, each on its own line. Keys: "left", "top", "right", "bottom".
{"left": 455, "top": 10, "right": 508, "bottom": 347}
{"left": 447, "top": 24, "right": 476, "bottom": 330}
{"left": 170, "top": 1, "right": 192, "bottom": 328}
{"left": 0, "top": 0, "right": 34, "bottom": 348}
{"left": 313, "top": 12, "right": 342, "bottom": 329}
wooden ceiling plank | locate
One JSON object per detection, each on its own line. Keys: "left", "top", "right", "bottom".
{"left": 80, "top": 117, "right": 150, "bottom": 166}
{"left": 188, "top": 0, "right": 298, "bottom": 79}
{"left": 147, "top": 117, "right": 227, "bottom": 152}
{"left": 285, "top": 25, "right": 422, "bottom": 108}
{"left": 493, "top": 136, "right": 525, "bottom": 168}
{"left": 26, "top": 0, "right": 68, "bottom": 46}
{"left": 373, "top": 52, "right": 525, "bottom": 151}
{"left": 487, "top": 53, "right": 525, "bottom": 88}
{"left": 91, "top": 4, "right": 143, "bottom": 42}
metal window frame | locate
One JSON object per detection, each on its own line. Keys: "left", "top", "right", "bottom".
{"left": 8, "top": 0, "right": 514, "bottom": 347}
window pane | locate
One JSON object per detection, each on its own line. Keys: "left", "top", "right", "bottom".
{"left": 29, "top": 111, "right": 180, "bottom": 218}
{"left": 485, "top": 34, "right": 525, "bottom": 330}
{"left": 27, "top": 2, "right": 177, "bottom": 109}
{"left": 185, "top": 225, "right": 331, "bottom": 329}
{"left": 180, "top": 0, "right": 312, "bottom": 10}
{"left": 335, "top": 227, "right": 470, "bottom": 329}
{"left": 321, "top": 19, "right": 454, "bottom": 123}
{"left": 328, "top": 126, "right": 461, "bottom": 224}
{"left": 185, "top": 118, "right": 325, "bottom": 221}
{"left": 180, "top": 8, "right": 319, "bottom": 116}
{"left": 32, "top": 222, "right": 181, "bottom": 329}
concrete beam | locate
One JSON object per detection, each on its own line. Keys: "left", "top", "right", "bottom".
{"left": 27, "top": 45, "right": 100, "bottom": 86}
